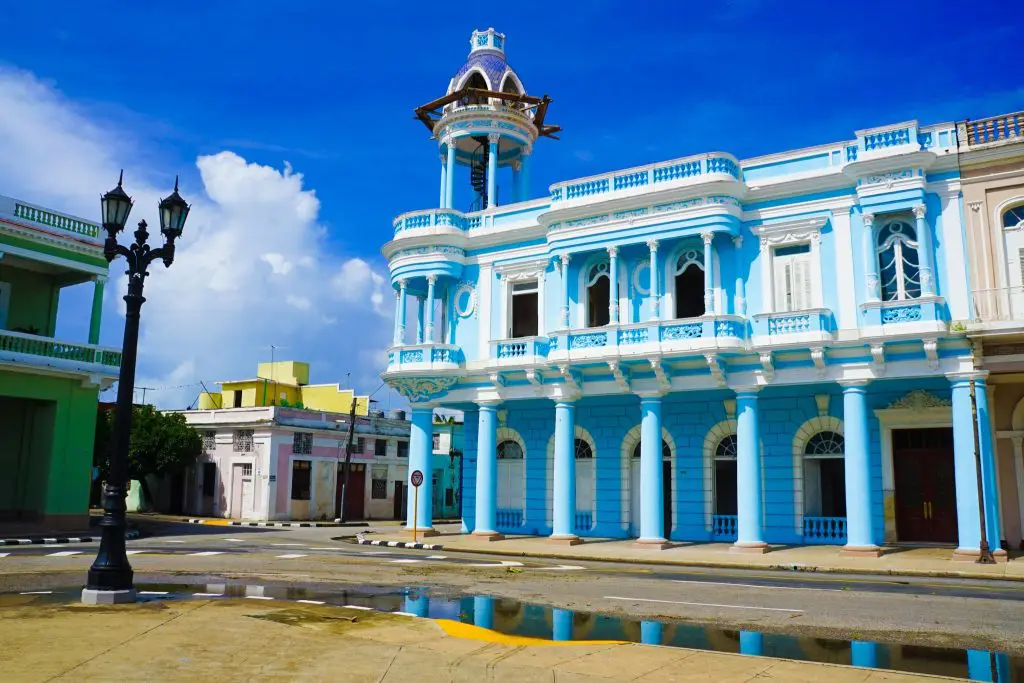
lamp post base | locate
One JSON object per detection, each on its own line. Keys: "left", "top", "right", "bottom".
{"left": 82, "top": 588, "right": 136, "bottom": 605}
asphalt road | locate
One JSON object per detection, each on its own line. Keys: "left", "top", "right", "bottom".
{"left": 3, "top": 520, "right": 1022, "bottom": 654}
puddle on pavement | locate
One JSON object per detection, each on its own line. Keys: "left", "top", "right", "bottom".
{"left": 17, "top": 583, "right": 1021, "bottom": 681}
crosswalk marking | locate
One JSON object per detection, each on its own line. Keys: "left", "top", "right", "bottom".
{"left": 276, "top": 554, "right": 307, "bottom": 559}
{"left": 138, "top": 591, "right": 168, "bottom": 596}
{"left": 188, "top": 551, "right": 223, "bottom": 556}
{"left": 193, "top": 592, "right": 223, "bottom": 597}
{"left": 47, "top": 551, "right": 82, "bottom": 557}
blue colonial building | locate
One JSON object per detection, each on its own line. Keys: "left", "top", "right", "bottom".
{"left": 382, "top": 29, "right": 1004, "bottom": 559}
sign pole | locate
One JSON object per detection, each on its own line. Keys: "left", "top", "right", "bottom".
{"left": 413, "top": 486, "right": 419, "bottom": 544}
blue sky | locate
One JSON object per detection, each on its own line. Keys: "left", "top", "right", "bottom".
{"left": 0, "top": 0, "right": 1020, "bottom": 408}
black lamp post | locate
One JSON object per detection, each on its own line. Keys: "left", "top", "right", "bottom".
{"left": 83, "top": 172, "right": 189, "bottom": 604}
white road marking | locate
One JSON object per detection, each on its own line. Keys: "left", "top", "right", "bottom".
{"left": 224, "top": 538, "right": 246, "bottom": 543}
{"left": 163, "top": 540, "right": 185, "bottom": 543}
{"left": 47, "top": 551, "right": 82, "bottom": 557}
{"left": 389, "top": 559, "right": 422, "bottom": 564}
{"left": 193, "top": 593, "right": 223, "bottom": 597}
{"left": 245, "top": 595, "right": 274, "bottom": 600}
{"left": 276, "top": 554, "right": 307, "bottom": 559}
{"left": 360, "top": 551, "right": 393, "bottom": 555}
{"left": 671, "top": 579, "right": 842, "bottom": 593}
{"left": 604, "top": 596, "right": 803, "bottom": 613}
{"left": 138, "top": 591, "right": 168, "bottom": 596}
{"left": 343, "top": 605, "right": 373, "bottom": 610}
{"left": 126, "top": 550, "right": 147, "bottom": 555}
{"left": 297, "top": 599, "right": 325, "bottom": 605}
{"left": 426, "top": 555, "right": 447, "bottom": 560}
{"left": 467, "top": 560, "right": 524, "bottom": 568}
{"left": 392, "top": 611, "right": 417, "bottom": 617}
{"left": 307, "top": 547, "right": 346, "bottom": 551}
{"left": 0, "top": 553, "right": 8, "bottom": 558}
{"left": 271, "top": 543, "right": 305, "bottom": 547}
{"left": 549, "top": 565, "right": 586, "bottom": 571}
{"left": 188, "top": 551, "right": 224, "bottom": 556}
{"left": 20, "top": 590, "right": 52, "bottom": 595}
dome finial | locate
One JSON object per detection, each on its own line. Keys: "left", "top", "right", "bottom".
{"left": 469, "top": 28, "right": 505, "bottom": 56}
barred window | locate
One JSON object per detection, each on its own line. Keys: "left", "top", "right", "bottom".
{"left": 293, "top": 432, "right": 313, "bottom": 455}
{"left": 240, "top": 463, "right": 253, "bottom": 476}
{"left": 397, "top": 441, "right": 408, "bottom": 458}
{"left": 233, "top": 429, "right": 254, "bottom": 452}
{"left": 574, "top": 438, "right": 593, "bottom": 460}
{"left": 432, "top": 433, "right": 441, "bottom": 451}
{"left": 375, "top": 439, "right": 387, "bottom": 457}
{"left": 371, "top": 478, "right": 387, "bottom": 499}
{"left": 202, "top": 431, "right": 216, "bottom": 452}
{"left": 356, "top": 437, "right": 366, "bottom": 454}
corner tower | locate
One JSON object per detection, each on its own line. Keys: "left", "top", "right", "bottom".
{"left": 415, "top": 28, "right": 560, "bottom": 211}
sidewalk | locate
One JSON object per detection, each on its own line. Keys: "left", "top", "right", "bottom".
{"left": 362, "top": 528, "right": 1024, "bottom": 581}
{"left": 0, "top": 594, "right": 950, "bottom": 682}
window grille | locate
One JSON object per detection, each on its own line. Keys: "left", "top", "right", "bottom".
{"left": 877, "top": 221, "right": 921, "bottom": 301}
{"left": 233, "top": 429, "right": 254, "bottom": 452}
{"left": 202, "top": 431, "right": 216, "bottom": 451}
{"left": 497, "top": 440, "right": 523, "bottom": 459}
{"left": 293, "top": 432, "right": 313, "bottom": 455}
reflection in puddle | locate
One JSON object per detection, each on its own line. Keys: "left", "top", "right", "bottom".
{"left": 21, "top": 583, "right": 1021, "bottom": 681}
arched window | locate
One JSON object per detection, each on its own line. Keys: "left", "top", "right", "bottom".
{"left": 586, "top": 262, "right": 610, "bottom": 327}
{"left": 713, "top": 434, "right": 738, "bottom": 516}
{"left": 496, "top": 440, "right": 523, "bottom": 460}
{"left": 877, "top": 220, "right": 920, "bottom": 301}
{"left": 631, "top": 440, "right": 671, "bottom": 459}
{"left": 574, "top": 438, "right": 593, "bottom": 459}
{"left": 461, "top": 72, "right": 489, "bottom": 105}
{"left": 674, "top": 250, "right": 705, "bottom": 318}
{"left": 1002, "top": 205, "right": 1024, "bottom": 230}
{"left": 803, "top": 431, "right": 845, "bottom": 518}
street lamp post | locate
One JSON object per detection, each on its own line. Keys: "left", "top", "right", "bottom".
{"left": 82, "top": 172, "right": 190, "bottom": 605}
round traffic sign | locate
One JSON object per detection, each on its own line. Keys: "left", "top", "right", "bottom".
{"left": 410, "top": 469, "right": 424, "bottom": 487}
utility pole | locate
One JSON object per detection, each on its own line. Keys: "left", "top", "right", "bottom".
{"left": 337, "top": 396, "right": 358, "bottom": 522}
{"left": 969, "top": 378, "right": 996, "bottom": 564}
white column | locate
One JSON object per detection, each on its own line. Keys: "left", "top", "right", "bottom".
{"left": 445, "top": 141, "right": 456, "bottom": 210}
{"left": 830, "top": 207, "right": 857, "bottom": 328}
{"left": 608, "top": 246, "right": 619, "bottom": 324}
{"left": 511, "top": 159, "right": 522, "bottom": 203}
{"left": 393, "top": 280, "right": 407, "bottom": 345}
{"left": 702, "top": 231, "right": 715, "bottom": 314}
{"left": 733, "top": 236, "right": 745, "bottom": 316}
{"left": 438, "top": 150, "right": 448, "bottom": 208}
{"left": 424, "top": 275, "right": 436, "bottom": 342}
{"left": 758, "top": 236, "right": 772, "bottom": 312}
{"left": 810, "top": 229, "right": 824, "bottom": 308}
{"left": 487, "top": 132, "right": 499, "bottom": 209}
{"left": 863, "top": 213, "right": 880, "bottom": 302}
{"left": 415, "top": 296, "right": 425, "bottom": 344}
{"left": 560, "top": 254, "right": 571, "bottom": 328}
{"left": 913, "top": 204, "right": 935, "bottom": 296}
{"left": 648, "top": 239, "right": 660, "bottom": 320}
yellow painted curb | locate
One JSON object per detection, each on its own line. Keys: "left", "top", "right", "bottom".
{"left": 434, "top": 619, "right": 625, "bottom": 647}
{"left": 201, "top": 520, "right": 232, "bottom": 526}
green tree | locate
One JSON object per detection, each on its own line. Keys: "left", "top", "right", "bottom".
{"left": 94, "top": 405, "right": 203, "bottom": 505}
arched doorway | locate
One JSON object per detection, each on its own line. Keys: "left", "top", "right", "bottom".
{"left": 674, "top": 249, "right": 705, "bottom": 318}
{"left": 496, "top": 435, "right": 525, "bottom": 530}
{"left": 630, "top": 439, "right": 672, "bottom": 537}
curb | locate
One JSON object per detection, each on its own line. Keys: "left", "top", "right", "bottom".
{"left": 183, "top": 519, "right": 343, "bottom": 528}
{"left": 1, "top": 529, "right": 140, "bottom": 546}
{"left": 356, "top": 538, "right": 444, "bottom": 551}
{"left": 351, "top": 540, "right": 1024, "bottom": 583}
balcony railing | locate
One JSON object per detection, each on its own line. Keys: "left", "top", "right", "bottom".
{"left": 496, "top": 508, "right": 523, "bottom": 530}
{"left": 0, "top": 330, "right": 121, "bottom": 369}
{"left": 549, "top": 152, "right": 741, "bottom": 205}
{"left": 11, "top": 202, "right": 100, "bottom": 239}
{"left": 973, "top": 286, "right": 1024, "bottom": 323}
{"left": 546, "top": 316, "right": 745, "bottom": 361}
{"left": 861, "top": 296, "right": 947, "bottom": 331}
{"left": 711, "top": 514, "right": 738, "bottom": 541}
{"left": 392, "top": 208, "right": 470, "bottom": 234}
{"left": 802, "top": 516, "right": 847, "bottom": 544}
{"left": 750, "top": 309, "right": 835, "bottom": 345}
{"left": 386, "top": 343, "right": 463, "bottom": 372}
{"left": 962, "top": 112, "right": 1023, "bottom": 147}
{"left": 490, "top": 336, "right": 550, "bottom": 365}
{"left": 574, "top": 511, "right": 593, "bottom": 534}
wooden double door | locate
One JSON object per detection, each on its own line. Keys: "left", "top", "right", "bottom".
{"left": 892, "top": 428, "right": 958, "bottom": 544}
{"left": 335, "top": 463, "right": 366, "bottom": 520}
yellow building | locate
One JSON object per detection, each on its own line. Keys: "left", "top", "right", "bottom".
{"left": 198, "top": 361, "right": 370, "bottom": 415}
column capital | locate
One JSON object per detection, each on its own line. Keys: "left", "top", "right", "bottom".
{"left": 398, "top": 278, "right": 408, "bottom": 290}
{"left": 862, "top": 213, "right": 875, "bottom": 228}
{"left": 92, "top": 274, "right": 108, "bottom": 284}
{"left": 552, "top": 398, "right": 577, "bottom": 408}
{"left": 559, "top": 253, "right": 571, "bottom": 266}
{"left": 487, "top": 132, "right": 501, "bottom": 144}
{"left": 522, "top": 143, "right": 533, "bottom": 156}
{"left": 947, "top": 370, "right": 989, "bottom": 383}
{"left": 646, "top": 239, "right": 659, "bottom": 251}
{"left": 733, "top": 385, "right": 761, "bottom": 397}
{"left": 607, "top": 245, "right": 618, "bottom": 258}
{"left": 426, "top": 274, "right": 437, "bottom": 285}
{"left": 839, "top": 379, "right": 870, "bottom": 390}
{"left": 912, "top": 204, "right": 927, "bottom": 220}
{"left": 511, "top": 159, "right": 522, "bottom": 172}
{"left": 476, "top": 400, "right": 502, "bottom": 409}
{"left": 700, "top": 230, "right": 714, "bottom": 245}
{"left": 637, "top": 391, "right": 666, "bottom": 401}
{"left": 733, "top": 235, "right": 743, "bottom": 248}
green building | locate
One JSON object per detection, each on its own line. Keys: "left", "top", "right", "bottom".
{"left": 0, "top": 195, "right": 121, "bottom": 531}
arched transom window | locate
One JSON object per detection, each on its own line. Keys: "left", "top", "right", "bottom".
{"left": 674, "top": 249, "right": 705, "bottom": 319}
{"left": 631, "top": 440, "right": 671, "bottom": 460}
{"left": 803, "top": 431, "right": 845, "bottom": 518}
{"left": 574, "top": 438, "right": 594, "bottom": 460}
{"left": 877, "top": 220, "right": 920, "bottom": 301}
{"left": 1003, "top": 205, "right": 1024, "bottom": 230}
{"left": 586, "top": 262, "right": 610, "bottom": 328}
{"left": 497, "top": 440, "right": 523, "bottom": 460}
{"left": 713, "top": 434, "right": 738, "bottom": 516}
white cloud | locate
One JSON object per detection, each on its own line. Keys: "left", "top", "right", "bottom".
{"left": 0, "top": 67, "right": 396, "bottom": 409}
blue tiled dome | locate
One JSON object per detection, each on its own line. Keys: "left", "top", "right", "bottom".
{"left": 450, "top": 52, "right": 523, "bottom": 94}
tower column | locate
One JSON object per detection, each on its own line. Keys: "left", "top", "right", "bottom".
{"left": 914, "top": 204, "right": 935, "bottom": 296}
{"left": 951, "top": 377, "right": 984, "bottom": 558}
{"left": 89, "top": 275, "right": 106, "bottom": 345}
{"left": 393, "top": 280, "right": 407, "bottom": 345}
{"left": 702, "top": 231, "right": 715, "bottom": 314}
{"left": 438, "top": 149, "right": 448, "bottom": 209}
{"left": 551, "top": 400, "right": 581, "bottom": 544}
{"left": 559, "top": 254, "right": 571, "bottom": 329}
{"left": 520, "top": 145, "right": 532, "bottom": 200}
{"left": 487, "top": 133, "right": 499, "bottom": 209}
{"left": 974, "top": 376, "right": 1004, "bottom": 555}
{"left": 415, "top": 296, "right": 425, "bottom": 344}
{"left": 647, "top": 240, "right": 660, "bottom": 320}
{"left": 733, "top": 236, "right": 745, "bottom": 315}
{"left": 424, "top": 275, "right": 436, "bottom": 342}
{"left": 511, "top": 160, "right": 522, "bottom": 203}
{"left": 608, "top": 247, "right": 619, "bottom": 324}
{"left": 405, "top": 406, "right": 437, "bottom": 536}
{"left": 638, "top": 395, "right": 669, "bottom": 547}
{"left": 445, "top": 141, "right": 456, "bottom": 210}
{"left": 732, "top": 389, "right": 768, "bottom": 553}
{"left": 840, "top": 381, "right": 880, "bottom": 556}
